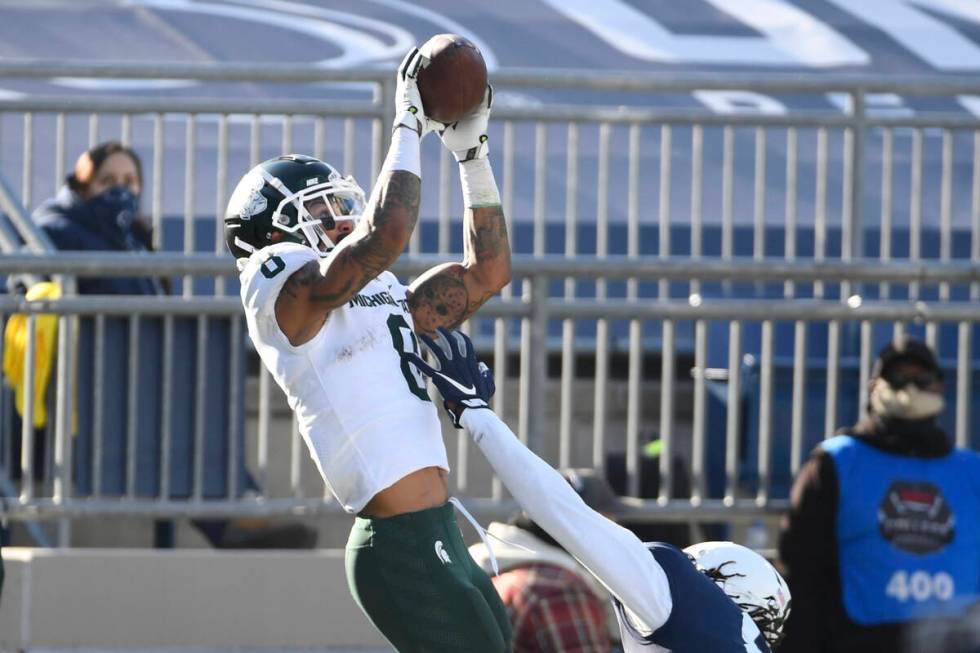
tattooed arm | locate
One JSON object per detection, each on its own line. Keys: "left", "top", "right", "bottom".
{"left": 408, "top": 204, "right": 511, "bottom": 336}
{"left": 275, "top": 169, "right": 420, "bottom": 346}
{"left": 409, "top": 81, "right": 510, "bottom": 335}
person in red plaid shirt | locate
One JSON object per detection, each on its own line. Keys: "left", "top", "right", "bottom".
{"left": 493, "top": 563, "right": 611, "bottom": 652}
{"left": 469, "top": 469, "right": 617, "bottom": 653}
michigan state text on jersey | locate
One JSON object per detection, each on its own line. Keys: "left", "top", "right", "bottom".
{"left": 223, "top": 45, "right": 512, "bottom": 653}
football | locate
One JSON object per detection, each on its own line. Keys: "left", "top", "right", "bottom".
{"left": 417, "top": 34, "right": 488, "bottom": 124}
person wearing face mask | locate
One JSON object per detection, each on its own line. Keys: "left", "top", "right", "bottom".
{"left": 25, "top": 142, "right": 316, "bottom": 551}
{"left": 32, "top": 141, "right": 161, "bottom": 295}
{"left": 12, "top": 142, "right": 161, "bottom": 504}
{"left": 778, "top": 336, "right": 980, "bottom": 653}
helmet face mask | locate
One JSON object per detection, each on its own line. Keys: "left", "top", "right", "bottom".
{"left": 225, "top": 154, "right": 366, "bottom": 259}
{"left": 265, "top": 169, "right": 365, "bottom": 254}
{"left": 683, "top": 542, "right": 792, "bottom": 648}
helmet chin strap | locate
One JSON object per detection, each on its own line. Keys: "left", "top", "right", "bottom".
{"left": 234, "top": 236, "right": 256, "bottom": 255}
{"left": 233, "top": 236, "right": 256, "bottom": 271}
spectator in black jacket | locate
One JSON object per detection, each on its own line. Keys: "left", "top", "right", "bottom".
{"left": 32, "top": 140, "right": 162, "bottom": 295}
{"left": 778, "top": 337, "right": 980, "bottom": 653}
{"left": 26, "top": 141, "right": 315, "bottom": 550}
{"left": 8, "top": 142, "right": 161, "bottom": 498}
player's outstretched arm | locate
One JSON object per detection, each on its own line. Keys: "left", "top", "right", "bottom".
{"left": 462, "top": 408, "right": 674, "bottom": 634}
{"left": 276, "top": 49, "right": 435, "bottom": 344}
{"left": 406, "top": 328, "right": 673, "bottom": 632}
{"left": 408, "top": 86, "right": 511, "bottom": 336}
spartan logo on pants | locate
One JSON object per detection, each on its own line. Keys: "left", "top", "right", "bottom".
{"left": 434, "top": 540, "right": 452, "bottom": 565}
{"left": 877, "top": 481, "right": 954, "bottom": 554}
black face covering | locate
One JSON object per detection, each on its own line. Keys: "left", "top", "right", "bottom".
{"left": 87, "top": 185, "right": 138, "bottom": 228}
{"left": 81, "top": 186, "right": 144, "bottom": 250}
{"left": 869, "top": 378, "right": 945, "bottom": 421}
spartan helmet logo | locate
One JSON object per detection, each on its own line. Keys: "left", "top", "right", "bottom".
{"left": 229, "top": 169, "right": 268, "bottom": 221}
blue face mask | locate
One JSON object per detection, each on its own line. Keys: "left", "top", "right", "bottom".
{"left": 86, "top": 186, "right": 140, "bottom": 232}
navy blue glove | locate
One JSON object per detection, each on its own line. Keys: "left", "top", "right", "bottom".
{"left": 403, "top": 327, "right": 495, "bottom": 428}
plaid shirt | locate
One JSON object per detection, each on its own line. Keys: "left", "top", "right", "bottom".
{"left": 492, "top": 562, "right": 611, "bottom": 653}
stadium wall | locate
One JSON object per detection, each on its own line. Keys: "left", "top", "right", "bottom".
{"left": 0, "top": 548, "right": 388, "bottom": 649}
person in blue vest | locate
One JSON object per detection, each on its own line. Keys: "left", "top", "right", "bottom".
{"left": 778, "top": 336, "right": 980, "bottom": 652}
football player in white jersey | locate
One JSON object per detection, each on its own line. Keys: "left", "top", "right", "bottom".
{"left": 409, "top": 327, "right": 793, "bottom": 653}
{"left": 224, "top": 48, "right": 512, "bottom": 652}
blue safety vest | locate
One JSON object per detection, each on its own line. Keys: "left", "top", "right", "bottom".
{"left": 822, "top": 435, "right": 980, "bottom": 625}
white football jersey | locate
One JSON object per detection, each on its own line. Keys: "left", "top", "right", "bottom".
{"left": 239, "top": 242, "right": 448, "bottom": 513}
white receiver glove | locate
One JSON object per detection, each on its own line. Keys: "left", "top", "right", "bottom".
{"left": 438, "top": 84, "right": 492, "bottom": 162}
{"left": 393, "top": 48, "right": 439, "bottom": 138}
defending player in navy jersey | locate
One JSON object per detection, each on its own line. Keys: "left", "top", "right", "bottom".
{"left": 408, "top": 327, "right": 792, "bottom": 653}
{"left": 224, "top": 48, "right": 512, "bottom": 652}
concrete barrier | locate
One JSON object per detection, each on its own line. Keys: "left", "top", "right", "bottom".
{"left": 0, "top": 548, "right": 390, "bottom": 650}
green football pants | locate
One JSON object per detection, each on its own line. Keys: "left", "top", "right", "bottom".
{"left": 346, "top": 501, "right": 512, "bottom": 652}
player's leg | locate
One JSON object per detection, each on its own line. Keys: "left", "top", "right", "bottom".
{"left": 456, "top": 536, "right": 513, "bottom": 646}
{"left": 345, "top": 503, "right": 510, "bottom": 652}
{"left": 344, "top": 529, "right": 419, "bottom": 652}
{"left": 439, "top": 509, "right": 513, "bottom": 649}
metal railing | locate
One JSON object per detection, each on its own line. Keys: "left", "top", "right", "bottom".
{"left": 2, "top": 62, "right": 980, "bottom": 536}
{"left": 2, "top": 255, "right": 979, "bottom": 530}
{"left": 2, "top": 61, "right": 979, "bottom": 267}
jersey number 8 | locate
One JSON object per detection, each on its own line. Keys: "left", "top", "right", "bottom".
{"left": 387, "top": 314, "right": 431, "bottom": 402}
{"left": 260, "top": 254, "right": 286, "bottom": 279}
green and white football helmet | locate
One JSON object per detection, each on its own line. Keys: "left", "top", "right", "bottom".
{"left": 224, "top": 154, "right": 366, "bottom": 259}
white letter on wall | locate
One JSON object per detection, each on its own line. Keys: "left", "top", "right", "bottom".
{"left": 694, "top": 91, "right": 787, "bottom": 115}
{"left": 539, "top": 0, "right": 868, "bottom": 67}
{"left": 959, "top": 96, "right": 980, "bottom": 117}
{"left": 827, "top": 0, "right": 980, "bottom": 70}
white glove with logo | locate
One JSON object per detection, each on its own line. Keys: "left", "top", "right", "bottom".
{"left": 438, "top": 85, "right": 492, "bottom": 162}
{"left": 393, "top": 48, "right": 438, "bottom": 138}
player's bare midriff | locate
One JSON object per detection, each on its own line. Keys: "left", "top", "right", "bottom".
{"left": 360, "top": 465, "right": 449, "bottom": 518}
